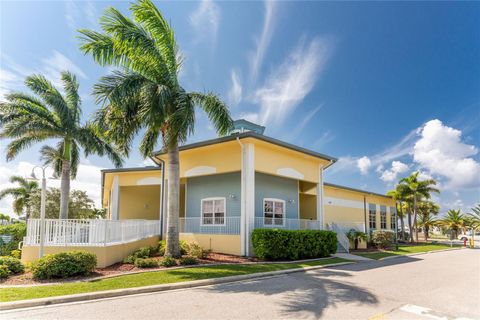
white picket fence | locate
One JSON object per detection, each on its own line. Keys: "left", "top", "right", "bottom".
{"left": 24, "top": 219, "right": 161, "bottom": 246}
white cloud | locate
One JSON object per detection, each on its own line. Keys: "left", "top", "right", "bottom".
{"left": 249, "top": 1, "right": 277, "bottom": 83}
{"left": 413, "top": 119, "right": 480, "bottom": 189}
{"left": 380, "top": 161, "right": 409, "bottom": 182}
{"left": 189, "top": 0, "right": 220, "bottom": 45}
{"left": 228, "top": 70, "right": 242, "bottom": 106}
{"left": 253, "top": 37, "right": 333, "bottom": 126}
{"left": 0, "top": 161, "right": 104, "bottom": 218}
{"left": 41, "top": 50, "right": 87, "bottom": 83}
{"left": 357, "top": 156, "right": 372, "bottom": 175}
{"left": 65, "top": 0, "right": 97, "bottom": 31}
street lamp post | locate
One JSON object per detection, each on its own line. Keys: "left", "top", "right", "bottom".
{"left": 31, "top": 166, "right": 48, "bottom": 258}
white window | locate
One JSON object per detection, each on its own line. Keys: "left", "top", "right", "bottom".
{"left": 201, "top": 198, "right": 226, "bottom": 226}
{"left": 263, "top": 198, "right": 285, "bottom": 226}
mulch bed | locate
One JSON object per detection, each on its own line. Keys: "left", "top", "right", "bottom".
{"left": 0, "top": 252, "right": 258, "bottom": 286}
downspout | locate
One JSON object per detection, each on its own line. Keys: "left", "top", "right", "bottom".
{"left": 236, "top": 136, "right": 247, "bottom": 256}
{"left": 150, "top": 156, "right": 165, "bottom": 240}
{"left": 363, "top": 196, "right": 368, "bottom": 234}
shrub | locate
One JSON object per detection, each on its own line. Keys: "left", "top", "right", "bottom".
{"left": 251, "top": 229, "right": 337, "bottom": 260}
{"left": 0, "top": 223, "right": 26, "bottom": 256}
{"left": 0, "top": 265, "right": 10, "bottom": 279}
{"left": 31, "top": 251, "right": 97, "bottom": 279}
{"left": 0, "top": 256, "right": 24, "bottom": 274}
{"left": 158, "top": 240, "right": 189, "bottom": 256}
{"left": 179, "top": 240, "right": 188, "bottom": 255}
{"left": 10, "top": 249, "right": 21, "bottom": 259}
{"left": 179, "top": 256, "right": 198, "bottom": 265}
{"left": 186, "top": 242, "right": 206, "bottom": 259}
{"left": 371, "top": 230, "right": 395, "bottom": 249}
{"left": 134, "top": 258, "right": 158, "bottom": 268}
{"left": 159, "top": 256, "right": 177, "bottom": 267}
{"left": 123, "top": 246, "right": 156, "bottom": 264}
{"left": 158, "top": 240, "right": 166, "bottom": 256}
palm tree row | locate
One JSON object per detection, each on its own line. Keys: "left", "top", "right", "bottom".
{"left": 0, "top": 0, "right": 232, "bottom": 257}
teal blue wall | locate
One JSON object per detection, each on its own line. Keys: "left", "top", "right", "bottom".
{"left": 186, "top": 172, "right": 241, "bottom": 218}
{"left": 254, "top": 172, "right": 298, "bottom": 219}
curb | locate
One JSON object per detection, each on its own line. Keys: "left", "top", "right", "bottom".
{"left": 1, "top": 256, "right": 335, "bottom": 288}
{"left": 0, "top": 261, "right": 354, "bottom": 311}
{"left": 379, "top": 247, "right": 462, "bottom": 260}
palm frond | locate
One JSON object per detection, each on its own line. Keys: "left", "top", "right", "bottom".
{"left": 190, "top": 92, "right": 233, "bottom": 136}
{"left": 61, "top": 71, "right": 82, "bottom": 123}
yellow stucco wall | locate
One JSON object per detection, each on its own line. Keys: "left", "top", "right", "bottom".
{"left": 119, "top": 185, "right": 161, "bottom": 220}
{"left": 299, "top": 194, "right": 317, "bottom": 220}
{"left": 180, "top": 233, "right": 241, "bottom": 256}
{"left": 21, "top": 236, "right": 160, "bottom": 268}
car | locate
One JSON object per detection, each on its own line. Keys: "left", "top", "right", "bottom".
{"left": 457, "top": 232, "right": 480, "bottom": 241}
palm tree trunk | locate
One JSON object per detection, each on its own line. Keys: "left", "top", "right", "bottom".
{"left": 407, "top": 205, "right": 413, "bottom": 243}
{"left": 59, "top": 159, "right": 70, "bottom": 219}
{"left": 165, "top": 143, "right": 181, "bottom": 258}
{"left": 413, "top": 193, "right": 419, "bottom": 243}
{"left": 399, "top": 202, "right": 405, "bottom": 240}
{"left": 425, "top": 226, "right": 429, "bottom": 241}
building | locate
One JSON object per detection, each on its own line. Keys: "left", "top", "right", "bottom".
{"left": 21, "top": 120, "right": 396, "bottom": 266}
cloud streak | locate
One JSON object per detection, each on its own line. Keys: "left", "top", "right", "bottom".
{"left": 228, "top": 70, "right": 242, "bottom": 106}
{"left": 252, "top": 37, "right": 334, "bottom": 126}
{"left": 189, "top": 0, "right": 221, "bottom": 46}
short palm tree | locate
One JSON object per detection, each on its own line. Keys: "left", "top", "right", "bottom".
{"left": 467, "top": 204, "right": 480, "bottom": 230}
{"left": 0, "top": 71, "right": 123, "bottom": 219}
{"left": 79, "top": 0, "right": 233, "bottom": 257}
{"left": 418, "top": 212, "right": 437, "bottom": 241}
{"left": 346, "top": 229, "right": 367, "bottom": 250}
{"left": 439, "top": 209, "right": 464, "bottom": 239}
{"left": 0, "top": 176, "right": 38, "bottom": 219}
{"left": 399, "top": 172, "right": 440, "bottom": 242}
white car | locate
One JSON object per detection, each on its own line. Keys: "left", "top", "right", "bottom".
{"left": 457, "top": 232, "right": 480, "bottom": 241}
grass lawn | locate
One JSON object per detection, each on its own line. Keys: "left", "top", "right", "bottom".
{"left": 353, "top": 244, "right": 457, "bottom": 260}
{"left": 0, "top": 257, "right": 348, "bottom": 302}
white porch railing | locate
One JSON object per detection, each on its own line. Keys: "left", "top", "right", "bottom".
{"left": 179, "top": 217, "right": 240, "bottom": 235}
{"left": 24, "top": 219, "right": 161, "bottom": 246}
{"left": 254, "top": 217, "right": 322, "bottom": 230}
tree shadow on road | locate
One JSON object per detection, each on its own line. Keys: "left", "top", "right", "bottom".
{"left": 332, "top": 255, "right": 421, "bottom": 272}
{"left": 203, "top": 268, "right": 378, "bottom": 319}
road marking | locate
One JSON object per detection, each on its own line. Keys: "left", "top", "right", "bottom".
{"left": 399, "top": 304, "right": 474, "bottom": 320}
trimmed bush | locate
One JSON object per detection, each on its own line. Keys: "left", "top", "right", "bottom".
{"left": 251, "top": 229, "right": 337, "bottom": 260}
{"left": 186, "top": 242, "right": 206, "bottom": 259}
{"left": 179, "top": 240, "right": 188, "bottom": 255}
{"left": 159, "top": 256, "right": 177, "bottom": 267}
{"left": 179, "top": 256, "right": 198, "bottom": 265}
{"left": 32, "top": 251, "right": 97, "bottom": 279}
{"left": 0, "top": 256, "right": 24, "bottom": 274}
{"left": 134, "top": 258, "right": 158, "bottom": 268}
{"left": 0, "top": 265, "right": 10, "bottom": 279}
{"left": 158, "top": 240, "right": 189, "bottom": 256}
{"left": 0, "top": 223, "right": 26, "bottom": 256}
{"left": 123, "top": 246, "right": 156, "bottom": 264}
{"left": 158, "top": 240, "right": 166, "bottom": 256}
{"left": 371, "top": 230, "right": 395, "bottom": 249}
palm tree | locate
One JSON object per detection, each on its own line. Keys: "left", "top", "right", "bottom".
{"left": 387, "top": 185, "right": 408, "bottom": 240}
{"left": 467, "top": 204, "right": 480, "bottom": 230}
{"left": 0, "top": 72, "right": 123, "bottom": 219}
{"left": 439, "top": 209, "right": 465, "bottom": 239}
{"left": 399, "top": 172, "right": 440, "bottom": 242}
{"left": 78, "top": 0, "right": 233, "bottom": 257}
{"left": 346, "top": 229, "right": 367, "bottom": 250}
{"left": 418, "top": 212, "right": 437, "bottom": 241}
{"left": 0, "top": 176, "right": 38, "bottom": 219}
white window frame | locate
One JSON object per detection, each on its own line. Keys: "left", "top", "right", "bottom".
{"left": 201, "top": 197, "right": 226, "bottom": 226}
{"left": 380, "top": 210, "right": 387, "bottom": 229}
{"left": 263, "top": 198, "right": 286, "bottom": 227}
{"left": 369, "top": 209, "right": 376, "bottom": 230}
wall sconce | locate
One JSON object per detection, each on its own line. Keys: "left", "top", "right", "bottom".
{"left": 229, "top": 193, "right": 236, "bottom": 199}
{"left": 288, "top": 199, "right": 295, "bottom": 204}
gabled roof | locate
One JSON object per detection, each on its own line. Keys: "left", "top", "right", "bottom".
{"left": 152, "top": 131, "right": 337, "bottom": 163}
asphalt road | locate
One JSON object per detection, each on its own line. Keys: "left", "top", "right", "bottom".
{"left": 2, "top": 249, "right": 479, "bottom": 320}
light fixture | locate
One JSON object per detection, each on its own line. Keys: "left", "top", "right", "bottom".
{"left": 288, "top": 199, "right": 295, "bottom": 204}
{"left": 229, "top": 193, "right": 236, "bottom": 199}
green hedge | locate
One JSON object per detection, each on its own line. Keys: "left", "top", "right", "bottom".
{"left": 251, "top": 229, "right": 337, "bottom": 260}
{"left": 31, "top": 251, "right": 97, "bottom": 279}
{"left": 0, "top": 223, "right": 26, "bottom": 256}
{"left": 0, "top": 256, "right": 24, "bottom": 274}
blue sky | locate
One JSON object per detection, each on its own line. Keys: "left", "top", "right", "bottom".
{"left": 0, "top": 1, "right": 479, "bottom": 216}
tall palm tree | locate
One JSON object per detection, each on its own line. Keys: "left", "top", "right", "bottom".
{"left": 399, "top": 172, "right": 440, "bottom": 242}
{"left": 79, "top": 0, "right": 233, "bottom": 257}
{"left": 468, "top": 204, "right": 480, "bottom": 230}
{"left": 0, "top": 71, "right": 123, "bottom": 219}
{"left": 0, "top": 176, "right": 38, "bottom": 219}
{"left": 439, "top": 209, "right": 464, "bottom": 239}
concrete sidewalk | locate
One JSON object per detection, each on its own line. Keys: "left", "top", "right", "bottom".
{"left": 333, "top": 253, "right": 373, "bottom": 261}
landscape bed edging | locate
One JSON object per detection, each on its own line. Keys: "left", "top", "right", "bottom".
{"left": 0, "top": 261, "right": 354, "bottom": 311}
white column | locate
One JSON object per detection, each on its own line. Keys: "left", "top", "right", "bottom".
{"left": 111, "top": 176, "right": 120, "bottom": 220}
{"left": 240, "top": 143, "right": 255, "bottom": 256}
{"left": 316, "top": 165, "right": 325, "bottom": 229}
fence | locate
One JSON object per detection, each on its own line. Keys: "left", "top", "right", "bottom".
{"left": 24, "top": 219, "right": 161, "bottom": 246}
